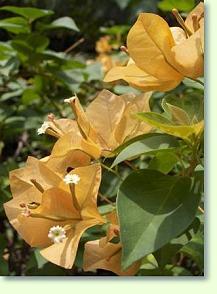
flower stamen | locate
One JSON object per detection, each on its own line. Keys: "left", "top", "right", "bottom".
{"left": 172, "top": 8, "right": 192, "bottom": 37}
{"left": 30, "top": 179, "right": 44, "bottom": 193}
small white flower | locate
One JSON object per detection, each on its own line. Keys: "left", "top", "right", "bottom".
{"left": 63, "top": 173, "right": 80, "bottom": 185}
{"left": 64, "top": 96, "right": 76, "bottom": 104}
{"left": 37, "top": 121, "right": 50, "bottom": 135}
{"left": 48, "top": 225, "right": 66, "bottom": 244}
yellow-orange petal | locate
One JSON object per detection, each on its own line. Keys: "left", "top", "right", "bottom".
{"left": 127, "top": 13, "right": 182, "bottom": 80}
{"left": 9, "top": 156, "right": 61, "bottom": 198}
{"left": 40, "top": 219, "right": 102, "bottom": 269}
{"left": 45, "top": 150, "right": 91, "bottom": 177}
{"left": 83, "top": 240, "right": 140, "bottom": 276}
{"left": 4, "top": 188, "right": 56, "bottom": 248}
{"left": 171, "top": 28, "right": 204, "bottom": 78}
{"left": 50, "top": 131, "right": 101, "bottom": 160}
{"left": 114, "top": 92, "right": 152, "bottom": 144}
{"left": 86, "top": 89, "right": 127, "bottom": 150}
{"left": 104, "top": 63, "right": 182, "bottom": 92}
{"left": 185, "top": 2, "right": 204, "bottom": 33}
{"left": 34, "top": 187, "right": 80, "bottom": 220}
{"left": 170, "top": 27, "right": 186, "bottom": 45}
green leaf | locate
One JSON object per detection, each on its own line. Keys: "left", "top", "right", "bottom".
{"left": 21, "top": 88, "right": 41, "bottom": 105}
{"left": 25, "top": 33, "right": 49, "bottom": 52}
{"left": 113, "top": 0, "right": 131, "bottom": 9}
{"left": 0, "top": 17, "right": 30, "bottom": 34}
{"left": 148, "top": 149, "right": 178, "bottom": 174}
{"left": 180, "top": 229, "right": 204, "bottom": 270}
{"left": 100, "top": 25, "right": 129, "bottom": 36}
{"left": 183, "top": 78, "right": 204, "bottom": 90}
{"left": 136, "top": 112, "right": 204, "bottom": 141}
{"left": 42, "top": 16, "right": 79, "bottom": 32}
{"left": 162, "top": 102, "right": 191, "bottom": 125}
{"left": 0, "top": 6, "right": 54, "bottom": 22}
{"left": 34, "top": 249, "right": 48, "bottom": 269}
{"left": 162, "top": 93, "right": 204, "bottom": 123}
{"left": 158, "top": 0, "right": 195, "bottom": 12}
{"left": 85, "top": 62, "right": 103, "bottom": 82}
{"left": 117, "top": 169, "right": 201, "bottom": 269}
{"left": 153, "top": 217, "right": 200, "bottom": 269}
{"left": 112, "top": 133, "right": 178, "bottom": 167}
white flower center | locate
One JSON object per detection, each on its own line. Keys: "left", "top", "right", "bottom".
{"left": 48, "top": 225, "right": 66, "bottom": 244}
{"left": 63, "top": 173, "right": 80, "bottom": 185}
{"left": 37, "top": 121, "right": 50, "bottom": 135}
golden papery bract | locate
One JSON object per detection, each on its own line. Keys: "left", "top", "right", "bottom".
{"left": 4, "top": 187, "right": 58, "bottom": 248}
{"left": 185, "top": 2, "right": 204, "bottom": 33}
{"left": 85, "top": 89, "right": 152, "bottom": 152}
{"left": 83, "top": 240, "right": 140, "bottom": 276}
{"left": 83, "top": 210, "right": 140, "bottom": 276}
{"left": 59, "top": 164, "right": 104, "bottom": 221}
{"left": 114, "top": 92, "right": 152, "bottom": 144}
{"left": 50, "top": 90, "right": 152, "bottom": 159}
{"left": 50, "top": 131, "right": 101, "bottom": 161}
{"left": 170, "top": 27, "right": 187, "bottom": 45}
{"left": 170, "top": 28, "right": 204, "bottom": 78}
{"left": 104, "top": 62, "right": 182, "bottom": 92}
{"left": 53, "top": 118, "right": 78, "bottom": 135}
{"left": 45, "top": 150, "right": 91, "bottom": 177}
{"left": 5, "top": 163, "right": 104, "bottom": 268}
{"left": 41, "top": 219, "right": 101, "bottom": 269}
{"left": 127, "top": 13, "right": 182, "bottom": 81}
{"left": 9, "top": 156, "right": 62, "bottom": 198}
{"left": 104, "top": 3, "right": 204, "bottom": 91}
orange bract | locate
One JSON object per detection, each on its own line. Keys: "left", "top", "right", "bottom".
{"left": 104, "top": 2, "right": 204, "bottom": 92}
{"left": 4, "top": 158, "right": 104, "bottom": 269}
{"left": 83, "top": 211, "right": 141, "bottom": 275}
{"left": 49, "top": 89, "right": 152, "bottom": 161}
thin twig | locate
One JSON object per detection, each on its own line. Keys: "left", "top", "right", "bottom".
{"left": 124, "top": 160, "right": 137, "bottom": 170}
{"left": 64, "top": 38, "right": 85, "bottom": 54}
{"left": 98, "top": 192, "right": 115, "bottom": 206}
{"left": 198, "top": 206, "right": 204, "bottom": 214}
{"left": 100, "top": 162, "right": 123, "bottom": 179}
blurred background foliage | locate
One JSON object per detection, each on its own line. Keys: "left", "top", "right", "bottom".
{"left": 0, "top": 0, "right": 202, "bottom": 276}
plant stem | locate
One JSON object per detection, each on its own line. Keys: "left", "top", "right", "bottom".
{"left": 124, "top": 160, "right": 137, "bottom": 170}
{"left": 98, "top": 192, "right": 115, "bottom": 206}
{"left": 198, "top": 206, "right": 204, "bottom": 214}
{"left": 100, "top": 162, "right": 123, "bottom": 180}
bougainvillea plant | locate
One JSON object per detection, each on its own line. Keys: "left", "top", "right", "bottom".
{"left": 3, "top": 2, "right": 204, "bottom": 276}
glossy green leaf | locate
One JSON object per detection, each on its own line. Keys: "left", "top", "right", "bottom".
{"left": 158, "top": 0, "right": 195, "bottom": 12}
{"left": 0, "top": 17, "right": 30, "bottom": 34}
{"left": 117, "top": 169, "right": 201, "bottom": 269}
{"left": 162, "top": 93, "right": 204, "bottom": 123}
{"left": 148, "top": 150, "right": 178, "bottom": 174}
{"left": 42, "top": 16, "right": 79, "bottom": 32}
{"left": 181, "top": 229, "right": 204, "bottom": 270}
{"left": 0, "top": 6, "right": 54, "bottom": 22}
{"left": 112, "top": 134, "right": 178, "bottom": 167}
{"left": 34, "top": 249, "right": 48, "bottom": 269}
{"left": 21, "top": 89, "right": 41, "bottom": 105}
{"left": 136, "top": 112, "right": 204, "bottom": 141}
